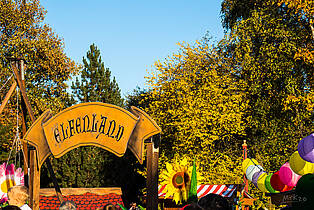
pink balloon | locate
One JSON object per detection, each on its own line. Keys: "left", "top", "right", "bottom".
{"left": 279, "top": 162, "right": 301, "bottom": 187}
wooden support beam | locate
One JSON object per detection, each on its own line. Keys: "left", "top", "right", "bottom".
{"left": 46, "top": 158, "right": 64, "bottom": 203}
{"left": 9, "top": 59, "right": 63, "bottom": 209}
{"left": 29, "top": 150, "right": 40, "bottom": 210}
{"left": 11, "top": 64, "right": 35, "bottom": 122}
{"left": 20, "top": 60, "right": 29, "bottom": 187}
{"left": 0, "top": 81, "right": 17, "bottom": 115}
{"left": 146, "top": 134, "right": 160, "bottom": 210}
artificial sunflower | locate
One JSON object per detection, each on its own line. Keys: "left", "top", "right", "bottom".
{"left": 160, "top": 157, "right": 192, "bottom": 204}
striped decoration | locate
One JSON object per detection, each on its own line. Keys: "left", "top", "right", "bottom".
{"left": 158, "top": 184, "right": 236, "bottom": 198}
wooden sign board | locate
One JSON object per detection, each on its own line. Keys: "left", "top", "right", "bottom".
{"left": 43, "top": 103, "right": 138, "bottom": 158}
{"left": 23, "top": 102, "right": 161, "bottom": 168}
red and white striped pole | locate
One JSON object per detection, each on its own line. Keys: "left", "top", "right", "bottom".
{"left": 242, "top": 140, "right": 249, "bottom": 210}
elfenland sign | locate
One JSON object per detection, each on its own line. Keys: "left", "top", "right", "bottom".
{"left": 23, "top": 102, "right": 161, "bottom": 168}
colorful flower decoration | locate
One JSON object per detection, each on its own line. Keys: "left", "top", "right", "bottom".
{"left": 160, "top": 157, "right": 202, "bottom": 204}
{"left": 0, "top": 163, "right": 24, "bottom": 203}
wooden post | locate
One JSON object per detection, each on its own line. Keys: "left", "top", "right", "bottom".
{"left": 0, "top": 81, "right": 17, "bottom": 115}
{"left": 146, "top": 134, "right": 160, "bottom": 210}
{"left": 20, "top": 60, "right": 29, "bottom": 187}
{"left": 29, "top": 150, "right": 40, "bottom": 209}
{"left": 11, "top": 62, "right": 35, "bottom": 122}
{"left": 8, "top": 58, "right": 63, "bottom": 209}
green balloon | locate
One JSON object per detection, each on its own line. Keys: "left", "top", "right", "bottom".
{"left": 264, "top": 173, "right": 278, "bottom": 193}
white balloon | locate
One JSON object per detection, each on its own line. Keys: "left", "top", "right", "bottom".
{"left": 246, "top": 164, "right": 264, "bottom": 181}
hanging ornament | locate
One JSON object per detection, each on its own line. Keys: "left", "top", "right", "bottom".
{"left": 252, "top": 170, "right": 263, "bottom": 187}
{"left": 264, "top": 173, "right": 278, "bottom": 193}
{"left": 294, "top": 174, "right": 314, "bottom": 209}
{"left": 256, "top": 172, "right": 269, "bottom": 193}
{"left": 242, "top": 158, "right": 259, "bottom": 174}
{"left": 289, "top": 151, "right": 314, "bottom": 175}
{"left": 279, "top": 162, "right": 301, "bottom": 187}
{"left": 298, "top": 133, "right": 314, "bottom": 163}
{"left": 246, "top": 165, "right": 263, "bottom": 182}
{"left": 270, "top": 171, "right": 293, "bottom": 192}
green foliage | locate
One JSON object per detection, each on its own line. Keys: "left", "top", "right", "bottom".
{"left": 125, "top": 87, "right": 151, "bottom": 110}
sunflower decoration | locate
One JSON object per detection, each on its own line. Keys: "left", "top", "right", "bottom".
{"left": 160, "top": 157, "right": 200, "bottom": 204}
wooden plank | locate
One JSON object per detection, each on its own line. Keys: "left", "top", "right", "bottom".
{"left": 146, "top": 142, "right": 153, "bottom": 210}
{"left": 29, "top": 150, "right": 40, "bottom": 210}
{"left": 0, "top": 81, "right": 17, "bottom": 115}
{"left": 146, "top": 138, "right": 159, "bottom": 210}
{"left": 40, "top": 188, "right": 123, "bottom": 196}
{"left": 11, "top": 61, "right": 64, "bottom": 206}
{"left": 11, "top": 64, "right": 35, "bottom": 122}
{"left": 21, "top": 72, "right": 29, "bottom": 187}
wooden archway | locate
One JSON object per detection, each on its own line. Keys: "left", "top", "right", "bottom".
{"left": 23, "top": 103, "right": 161, "bottom": 209}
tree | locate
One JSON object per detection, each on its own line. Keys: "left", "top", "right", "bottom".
{"left": 0, "top": 0, "right": 77, "bottom": 161}
{"left": 278, "top": 0, "right": 314, "bottom": 68}
{"left": 71, "top": 44, "right": 124, "bottom": 106}
{"left": 144, "top": 39, "right": 248, "bottom": 184}
{"left": 125, "top": 86, "right": 151, "bottom": 110}
{"left": 220, "top": 0, "right": 313, "bottom": 170}
{"left": 220, "top": 1, "right": 313, "bottom": 205}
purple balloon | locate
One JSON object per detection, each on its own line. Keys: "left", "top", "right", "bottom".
{"left": 252, "top": 170, "right": 264, "bottom": 187}
{"left": 298, "top": 133, "right": 314, "bottom": 163}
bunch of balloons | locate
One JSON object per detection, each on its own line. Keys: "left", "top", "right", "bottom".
{"left": 242, "top": 134, "right": 314, "bottom": 193}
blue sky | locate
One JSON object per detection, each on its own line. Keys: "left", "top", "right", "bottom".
{"left": 40, "top": 0, "right": 225, "bottom": 97}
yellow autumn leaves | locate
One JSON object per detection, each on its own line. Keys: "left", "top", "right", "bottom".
{"left": 144, "top": 39, "right": 248, "bottom": 184}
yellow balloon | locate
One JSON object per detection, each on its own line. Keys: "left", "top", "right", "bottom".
{"left": 289, "top": 151, "right": 314, "bottom": 175}
{"left": 242, "top": 158, "right": 259, "bottom": 174}
{"left": 257, "top": 172, "right": 269, "bottom": 192}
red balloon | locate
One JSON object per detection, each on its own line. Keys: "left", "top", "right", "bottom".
{"left": 270, "top": 171, "right": 294, "bottom": 192}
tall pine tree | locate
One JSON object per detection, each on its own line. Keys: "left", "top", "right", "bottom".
{"left": 71, "top": 44, "right": 124, "bottom": 106}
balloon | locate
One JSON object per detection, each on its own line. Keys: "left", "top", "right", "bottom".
{"left": 257, "top": 173, "right": 268, "bottom": 192}
{"left": 270, "top": 171, "right": 293, "bottom": 192}
{"left": 298, "top": 133, "right": 314, "bottom": 163}
{"left": 252, "top": 170, "right": 263, "bottom": 187}
{"left": 246, "top": 165, "right": 263, "bottom": 181}
{"left": 279, "top": 162, "right": 301, "bottom": 187}
{"left": 265, "top": 173, "right": 278, "bottom": 193}
{"left": 242, "top": 158, "right": 259, "bottom": 174}
{"left": 289, "top": 151, "right": 314, "bottom": 175}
